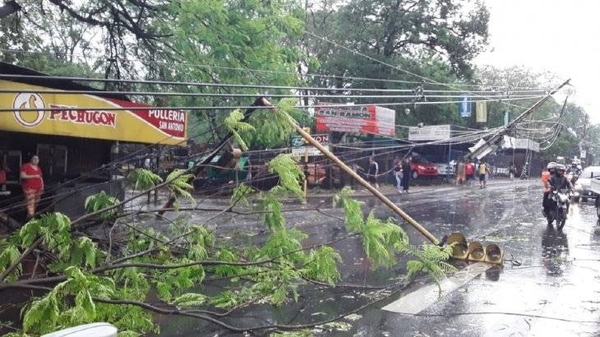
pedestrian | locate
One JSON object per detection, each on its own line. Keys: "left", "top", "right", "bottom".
{"left": 367, "top": 156, "right": 379, "bottom": 189}
{"left": 401, "top": 156, "right": 412, "bottom": 193}
{"left": 509, "top": 164, "right": 517, "bottom": 180}
{"left": 20, "top": 154, "right": 44, "bottom": 219}
{"left": 143, "top": 156, "right": 152, "bottom": 170}
{"left": 465, "top": 159, "right": 474, "bottom": 185}
{"left": 351, "top": 162, "right": 364, "bottom": 189}
{"left": 0, "top": 155, "right": 10, "bottom": 192}
{"left": 478, "top": 158, "right": 490, "bottom": 188}
{"left": 393, "top": 157, "right": 402, "bottom": 194}
{"left": 456, "top": 159, "right": 465, "bottom": 185}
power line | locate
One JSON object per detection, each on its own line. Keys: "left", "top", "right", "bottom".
{"left": 0, "top": 95, "right": 546, "bottom": 113}
{"left": 304, "top": 31, "right": 560, "bottom": 111}
{"left": 0, "top": 73, "right": 550, "bottom": 96}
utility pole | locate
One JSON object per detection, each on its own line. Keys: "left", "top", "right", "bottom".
{"left": 465, "top": 79, "right": 570, "bottom": 161}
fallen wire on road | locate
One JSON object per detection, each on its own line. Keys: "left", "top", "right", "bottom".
{"left": 503, "top": 252, "right": 522, "bottom": 266}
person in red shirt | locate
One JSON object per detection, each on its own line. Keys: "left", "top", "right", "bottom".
{"left": 465, "top": 159, "right": 475, "bottom": 185}
{"left": 20, "top": 155, "right": 44, "bottom": 219}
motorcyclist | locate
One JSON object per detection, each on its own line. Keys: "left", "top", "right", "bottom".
{"left": 548, "top": 164, "right": 573, "bottom": 191}
{"left": 542, "top": 162, "right": 556, "bottom": 216}
{"left": 566, "top": 162, "right": 582, "bottom": 184}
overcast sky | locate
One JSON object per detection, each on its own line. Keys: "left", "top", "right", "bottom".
{"left": 475, "top": 0, "right": 600, "bottom": 123}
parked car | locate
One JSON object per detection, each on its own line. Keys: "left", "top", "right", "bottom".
{"left": 573, "top": 166, "right": 600, "bottom": 202}
{"left": 411, "top": 156, "right": 439, "bottom": 179}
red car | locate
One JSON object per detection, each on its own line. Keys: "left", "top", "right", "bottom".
{"left": 411, "top": 156, "right": 439, "bottom": 179}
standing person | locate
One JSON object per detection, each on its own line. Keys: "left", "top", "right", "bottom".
{"left": 351, "top": 162, "right": 363, "bottom": 189}
{"left": 401, "top": 156, "right": 412, "bottom": 193}
{"left": 0, "top": 155, "right": 10, "bottom": 192}
{"left": 465, "top": 159, "right": 475, "bottom": 185}
{"left": 509, "top": 164, "right": 517, "bottom": 180}
{"left": 478, "top": 158, "right": 490, "bottom": 188}
{"left": 393, "top": 156, "right": 402, "bottom": 194}
{"left": 20, "top": 155, "right": 44, "bottom": 219}
{"left": 367, "top": 156, "right": 379, "bottom": 189}
{"left": 455, "top": 159, "right": 466, "bottom": 185}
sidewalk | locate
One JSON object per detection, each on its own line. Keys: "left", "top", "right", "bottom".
{"left": 304, "top": 177, "right": 530, "bottom": 200}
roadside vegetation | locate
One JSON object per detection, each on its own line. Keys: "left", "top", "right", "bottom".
{"left": 0, "top": 0, "right": 597, "bottom": 334}
{"left": 0, "top": 103, "right": 454, "bottom": 335}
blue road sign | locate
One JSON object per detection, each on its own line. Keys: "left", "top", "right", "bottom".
{"left": 459, "top": 95, "right": 472, "bottom": 118}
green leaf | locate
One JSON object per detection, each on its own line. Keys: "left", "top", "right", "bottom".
{"left": 172, "top": 293, "right": 208, "bottom": 308}
{"left": 268, "top": 154, "right": 304, "bottom": 198}
{"left": 85, "top": 191, "right": 120, "bottom": 220}
{"left": 126, "top": 169, "right": 163, "bottom": 191}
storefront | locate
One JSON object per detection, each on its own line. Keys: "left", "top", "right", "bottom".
{"left": 0, "top": 62, "right": 188, "bottom": 223}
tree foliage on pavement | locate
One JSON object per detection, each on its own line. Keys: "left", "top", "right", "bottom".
{"left": 0, "top": 102, "right": 454, "bottom": 335}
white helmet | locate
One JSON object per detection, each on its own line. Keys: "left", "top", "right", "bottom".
{"left": 547, "top": 162, "right": 557, "bottom": 170}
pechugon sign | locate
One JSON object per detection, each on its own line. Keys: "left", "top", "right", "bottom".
{"left": 0, "top": 80, "right": 187, "bottom": 145}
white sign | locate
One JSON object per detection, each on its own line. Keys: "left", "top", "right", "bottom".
{"left": 291, "top": 134, "right": 329, "bottom": 148}
{"left": 291, "top": 146, "right": 322, "bottom": 157}
{"left": 408, "top": 125, "right": 451, "bottom": 141}
{"left": 501, "top": 136, "right": 540, "bottom": 152}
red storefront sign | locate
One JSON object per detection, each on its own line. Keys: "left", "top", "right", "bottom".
{"left": 315, "top": 104, "right": 395, "bottom": 137}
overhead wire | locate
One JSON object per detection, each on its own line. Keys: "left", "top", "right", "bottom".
{"left": 0, "top": 87, "right": 545, "bottom": 100}
{"left": 0, "top": 94, "right": 547, "bottom": 113}
{"left": 0, "top": 48, "right": 557, "bottom": 92}
{"left": 303, "top": 31, "right": 556, "bottom": 111}
{"left": 0, "top": 30, "right": 564, "bottom": 220}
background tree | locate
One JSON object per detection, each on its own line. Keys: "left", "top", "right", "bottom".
{"left": 302, "top": 0, "right": 490, "bottom": 131}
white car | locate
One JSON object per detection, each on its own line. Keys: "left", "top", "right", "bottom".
{"left": 573, "top": 166, "right": 600, "bottom": 202}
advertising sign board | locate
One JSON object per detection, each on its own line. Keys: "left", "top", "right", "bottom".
{"left": 0, "top": 80, "right": 187, "bottom": 145}
{"left": 315, "top": 104, "right": 395, "bottom": 137}
{"left": 408, "top": 125, "right": 451, "bottom": 141}
{"left": 291, "top": 133, "right": 328, "bottom": 157}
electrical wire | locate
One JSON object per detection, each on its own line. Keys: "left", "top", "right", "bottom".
{"left": 304, "top": 31, "right": 562, "bottom": 112}
{"left": 0, "top": 95, "right": 547, "bottom": 113}
{"left": 0, "top": 49, "right": 547, "bottom": 93}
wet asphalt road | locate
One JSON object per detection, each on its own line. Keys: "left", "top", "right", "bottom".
{"left": 152, "top": 178, "right": 600, "bottom": 336}
{"left": 327, "top": 179, "right": 600, "bottom": 337}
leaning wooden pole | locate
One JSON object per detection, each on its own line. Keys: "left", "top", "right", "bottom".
{"left": 266, "top": 99, "right": 439, "bottom": 244}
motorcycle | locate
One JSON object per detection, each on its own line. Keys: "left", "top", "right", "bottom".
{"left": 546, "top": 188, "right": 571, "bottom": 230}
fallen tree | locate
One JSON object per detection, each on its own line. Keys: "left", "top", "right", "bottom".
{"left": 0, "top": 100, "right": 454, "bottom": 336}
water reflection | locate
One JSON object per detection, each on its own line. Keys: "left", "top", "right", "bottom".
{"left": 541, "top": 227, "right": 569, "bottom": 276}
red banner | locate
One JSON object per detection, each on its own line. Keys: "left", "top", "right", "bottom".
{"left": 107, "top": 98, "right": 186, "bottom": 139}
{"left": 315, "top": 104, "right": 395, "bottom": 137}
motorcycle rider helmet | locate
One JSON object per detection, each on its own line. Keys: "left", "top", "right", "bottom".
{"left": 547, "top": 162, "right": 557, "bottom": 172}
{"left": 555, "top": 164, "right": 566, "bottom": 176}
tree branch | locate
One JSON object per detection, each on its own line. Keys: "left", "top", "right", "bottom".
{"left": 0, "top": 237, "right": 43, "bottom": 282}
